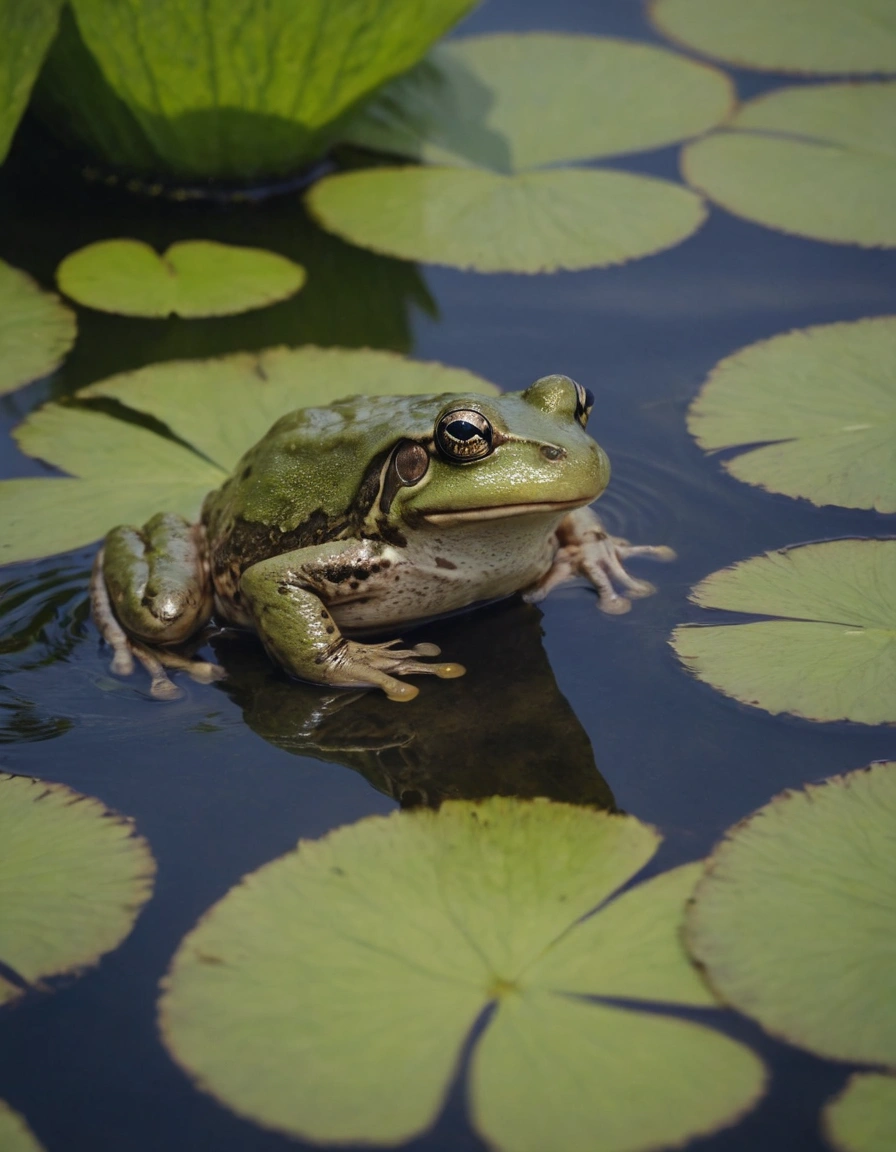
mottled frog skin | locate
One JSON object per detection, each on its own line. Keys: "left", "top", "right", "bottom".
{"left": 91, "top": 375, "right": 672, "bottom": 700}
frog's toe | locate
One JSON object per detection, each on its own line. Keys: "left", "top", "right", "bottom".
{"left": 337, "top": 639, "right": 465, "bottom": 700}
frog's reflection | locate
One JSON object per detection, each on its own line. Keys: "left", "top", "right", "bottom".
{"left": 211, "top": 599, "right": 614, "bottom": 811}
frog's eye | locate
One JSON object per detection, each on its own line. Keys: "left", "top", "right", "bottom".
{"left": 435, "top": 409, "right": 494, "bottom": 462}
{"left": 574, "top": 382, "right": 595, "bottom": 428}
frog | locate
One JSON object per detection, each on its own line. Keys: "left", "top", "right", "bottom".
{"left": 90, "top": 374, "right": 673, "bottom": 702}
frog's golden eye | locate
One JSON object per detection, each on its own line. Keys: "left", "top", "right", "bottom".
{"left": 436, "top": 409, "right": 494, "bottom": 462}
{"left": 574, "top": 382, "right": 595, "bottom": 428}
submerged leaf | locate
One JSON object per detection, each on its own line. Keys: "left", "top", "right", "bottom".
{"left": 687, "top": 763, "right": 896, "bottom": 1067}
{"left": 0, "top": 0, "right": 64, "bottom": 162}
{"left": 0, "top": 773, "right": 155, "bottom": 1004}
{"left": 344, "top": 33, "right": 733, "bottom": 171}
{"left": 823, "top": 1073, "right": 896, "bottom": 1152}
{"left": 671, "top": 540, "right": 896, "bottom": 725}
{"left": 160, "top": 798, "right": 764, "bottom": 1150}
{"left": 1, "top": 347, "right": 497, "bottom": 565}
{"left": 308, "top": 166, "right": 707, "bottom": 273}
{"left": 688, "top": 316, "right": 896, "bottom": 512}
{"left": 682, "top": 83, "right": 896, "bottom": 248}
{"left": 56, "top": 240, "right": 306, "bottom": 318}
{"left": 0, "top": 260, "right": 77, "bottom": 397}
{"left": 0, "top": 1102, "right": 45, "bottom": 1152}
{"left": 650, "top": 0, "right": 896, "bottom": 76}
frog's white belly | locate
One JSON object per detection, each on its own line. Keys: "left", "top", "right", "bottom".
{"left": 328, "top": 519, "right": 559, "bottom": 633}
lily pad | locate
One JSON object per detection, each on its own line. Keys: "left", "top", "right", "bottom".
{"left": 343, "top": 34, "right": 734, "bottom": 170}
{"left": 0, "top": 772, "right": 155, "bottom": 1006}
{"left": 56, "top": 240, "right": 306, "bottom": 318}
{"left": 309, "top": 165, "right": 707, "bottom": 273}
{"left": 0, "top": 346, "right": 498, "bottom": 565}
{"left": 0, "top": 0, "right": 64, "bottom": 162}
{"left": 823, "top": 1073, "right": 896, "bottom": 1152}
{"left": 682, "top": 83, "right": 896, "bottom": 248}
{"left": 311, "top": 33, "right": 725, "bottom": 273}
{"left": 0, "top": 260, "right": 77, "bottom": 397}
{"left": 34, "top": 0, "right": 476, "bottom": 178}
{"left": 671, "top": 540, "right": 896, "bottom": 725}
{"left": 0, "top": 1102, "right": 44, "bottom": 1152}
{"left": 688, "top": 316, "right": 896, "bottom": 512}
{"left": 650, "top": 0, "right": 896, "bottom": 76}
{"left": 160, "top": 798, "right": 765, "bottom": 1150}
{"left": 687, "top": 763, "right": 896, "bottom": 1067}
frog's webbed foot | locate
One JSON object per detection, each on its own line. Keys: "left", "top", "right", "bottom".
{"left": 524, "top": 507, "right": 675, "bottom": 615}
{"left": 316, "top": 638, "right": 465, "bottom": 703}
{"left": 91, "top": 548, "right": 224, "bottom": 701}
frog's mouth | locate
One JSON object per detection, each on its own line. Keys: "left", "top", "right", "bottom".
{"left": 422, "top": 497, "right": 589, "bottom": 525}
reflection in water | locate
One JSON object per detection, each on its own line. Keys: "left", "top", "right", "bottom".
{"left": 213, "top": 599, "right": 615, "bottom": 810}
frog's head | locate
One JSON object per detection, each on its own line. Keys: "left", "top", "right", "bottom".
{"left": 382, "top": 375, "right": 610, "bottom": 528}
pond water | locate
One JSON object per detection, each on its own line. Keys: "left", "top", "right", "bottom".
{"left": 1, "top": 2, "right": 894, "bottom": 1151}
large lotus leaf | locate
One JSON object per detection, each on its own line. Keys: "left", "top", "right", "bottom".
{"left": 823, "top": 1073, "right": 896, "bottom": 1152}
{"left": 0, "top": 0, "right": 64, "bottom": 162}
{"left": 343, "top": 33, "right": 733, "bottom": 172}
{"left": 650, "top": 0, "right": 896, "bottom": 75}
{"left": 0, "top": 773, "right": 155, "bottom": 1005}
{"left": 688, "top": 317, "right": 896, "bottom": 512}
{"left": 1, "top": 347, "right": 498, "bottom": 565}
{"left": 160, "top": 798, "right": 764, "bottom": 1150}
{"left": 682, "top": 83, "right": 896, "bottom": 247}
{"left": 0, "top": 1102, "right": 44, "bottom": 1152}
{"left": 671, "top": 540, "right": 896, "bottom": 725}
{"left": 687, "top": 763, "right": 896, "bottom": 1067}
{"left": 0, "top": 261, "right": 77, "bottom": 397}
{"left": 308, "top": 166, "right": 707, "bottom": 273}
{"left": 56, "top": 240, "right": 305, "bottom": 318}
{"left": 43, "top": 0, "right": 476, "bottom": 178}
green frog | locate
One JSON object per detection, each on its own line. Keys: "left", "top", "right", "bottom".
{"left": 90, "top": 374, "right": 673, "bottom": 701}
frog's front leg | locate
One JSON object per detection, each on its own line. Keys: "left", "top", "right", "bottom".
{"left": 91, "top": 512, "right": 221, "bottom": 699}
{"left": 239, "top": 543, "right": 465, "bottom": 702}
{"left": 525, "top": 506, "right": 675, "bottom": 615}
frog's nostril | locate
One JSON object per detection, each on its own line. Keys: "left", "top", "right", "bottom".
{"left": 540, "top": 444, "right": 566, "bottom": 461}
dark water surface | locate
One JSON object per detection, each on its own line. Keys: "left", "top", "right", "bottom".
{"left": 1, "top": 2, "right": 894, "bottom": 1150}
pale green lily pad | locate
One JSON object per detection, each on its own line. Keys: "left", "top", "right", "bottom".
{"left": 823, "top": 1073, "right": 896, "bottom": 1152}
{"left": 36, "top": 0, "right": 475, "bottom": 178}
{"left": 343, "top": 33, "right": 734, "bottom": 171}
{"left": 0, "top": 260, "right": 77, "bottom": 397}
{"left": 682, "top": 83, "right": 896, "bottom": 248}
{"left": 308, "top": 166, "right": 707, "bottom": 273}
{"left": 0, "top": 1102, "right": 45, "bottom": 1152}
{"left": 160, "top": 798, "right": 765, "bottom": 1150}
{"left": 650, "top": 0, "right": 896, "bottom": 76}
{"left": 0, "top": 772, "right": 155, "bottom": 1005}
{"left": 1, "top": 346, "right": 497, "bottom": 565}
{"left": 56, "top": 240, "right": 306, "bottom": 318}
{"left": 0, "top": 0, "right": 64, "bottom": 162}
{"left": 687, "top": 763, "right": 896, "bottom": 1067}
{"left": 688, "top": 316, "right": 896, "bottom": 512}
{"left": 671, "top": 540, "right": 896, "bottom": 725}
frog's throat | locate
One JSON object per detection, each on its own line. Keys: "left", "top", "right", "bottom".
{"left": 422, "top": 498, "right": 590, "bottom": 525}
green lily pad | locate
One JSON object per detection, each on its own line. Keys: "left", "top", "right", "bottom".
{"left": 160, "top": 798, "right": 765, "bottom": 1150}
{"left": 56, "top": 240, "right": 306, "bottom": 318}
{"left": 0, "top": 0, "right": 64, "bottom": 162}
{"left": 671, "top": 540, "right": 896, "bottom": 725}
{"left": 823, "top": 1073, "right": 896, "bottom": 1152}
{"left": 687, "top": 763, "right": 896, "bottom": 1067}
{"left": 313, "top": 32, "right": 724, "bottom": 273}
{"left": 650, "top": 0, "right": 896, "bottom": 75}
{"left": 0, "top": 1102, "right": 44, "bottom": 1152}
{"left": 682, "top": 83, "right": 896, "bottom": 248}
{"left": 343, "top": 33, "right": 734, "bottom": 171}
{"left": 1, "top": 346, "right": 498, "bottom": 565}
{"left": 0, "top": 772, "right": 155, "bottom": 1006}
{"left": 688, "top": 316, "right": 896, "bottom": 512}
{"left": 308, "top": 165, "right": 707, "bottom": 274}
{"left": 0, "top": 260, "right": 77, "bottom": 397}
